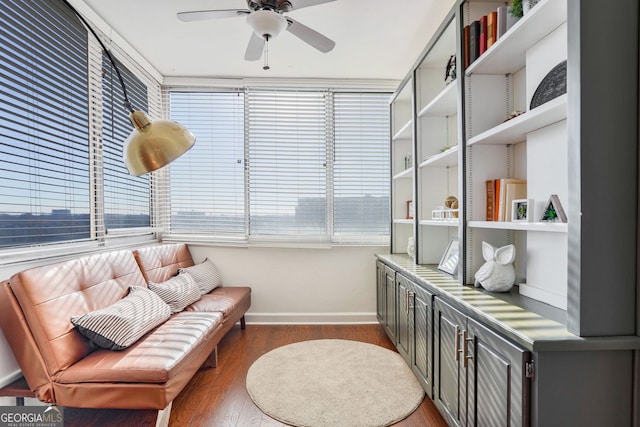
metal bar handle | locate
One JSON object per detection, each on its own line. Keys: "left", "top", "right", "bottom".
{"left": 463, "top": 330, "right": 473, "bottom": 369}
{"left": 454, "top": 325, "right": 461, "bottom": 361}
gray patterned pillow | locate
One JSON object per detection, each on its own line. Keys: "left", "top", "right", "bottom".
{"left": 178, "top": 258, "right": 223, "bottom": 295}
{"left": 70, "top": 286, "right": 171, "bottom": 351}
{"left": 148, "top": 274, "right": 201, "bottom": 313}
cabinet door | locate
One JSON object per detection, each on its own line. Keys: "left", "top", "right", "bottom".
{"left": 467, "top": 318, "right": 530, "bottom": 427}
{"left": 376, "top": 261, "right": 386, "bottom": 323}
{"left": 395, "top": 273, "right": 412, "bottom": 363}
{"left": 383, "top": 266, "right": 396, "bottom": 342}
{"left": 434, "top": 298, "right": 468, "bottom": 427}
{"left": 411, "top": 282, "right": 434, "bottom": 397}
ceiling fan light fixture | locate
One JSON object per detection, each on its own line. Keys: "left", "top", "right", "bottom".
{"left": 246, "top": 9, "right": 287, "bottom": 39}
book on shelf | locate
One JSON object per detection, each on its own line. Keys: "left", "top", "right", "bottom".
{"left": 469, "top": 20, "right": 480, "bottom": 65}
{"left": 486, "top": 178, "right": 527, "bottom": 221}
{"left": 497, "top": 6, "right": 519, "bottom": 40}
{"left": 485, "top": 179, "right": 495, "bottom": 221}
{"left": 503, "top": 181, "right": 527, "bottom": 221}
{"left": 463, "top": 25, "right": 470, "bottom": 69}
{"left": 487, "top": 11, "right": 497, "bottom": 49}
{"left": 479, "top": 15, "right": 487, "bottom": 55}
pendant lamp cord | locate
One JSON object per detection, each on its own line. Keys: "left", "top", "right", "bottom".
{"left": 62, "top": 0, "right": 135, "bottom": 113}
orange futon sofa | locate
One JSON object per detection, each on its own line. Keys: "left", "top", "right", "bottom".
{"left": 0, "top": 243, "right": 251, "bottom": 413}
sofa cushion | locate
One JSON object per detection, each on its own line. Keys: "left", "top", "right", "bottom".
{"left": 148, "top": 274, "right": 201, "bottom": 313}
{"left": 133, "top": 243, "right": 194, "bottom": 283}
{"left": 58, "top": 311, "right": 223, "bottom": 384}
{"left": 71, "top": 286, "right": 171, "bottom": 351}
{"left": 178, "top": 258, "right": 223, "bottom": 294}
{"left": 186, "top": 286, "right": 251, "bottom": 321}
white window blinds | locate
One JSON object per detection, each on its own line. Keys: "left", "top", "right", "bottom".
{"left": 333, "top": 92, "right": 390, "bottom": 244}
{"left": 0, "top": 0, "right": 90, "bottom": 248}
{"left": 168, "top": 91, "right": 246, "bottom": 239}
{"left": 246, "top": 89, "right": 328, "bottom": 239}
{"left": 102, "top": 56, "right": 151, "bottom": 231}
{"left": 164, "top": 88, "right": 390, "bottom": 245}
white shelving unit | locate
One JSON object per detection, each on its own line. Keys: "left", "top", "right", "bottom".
{"left": 464, "top": 0, "right": 568, "bottom": 309}
{"left": 412, "top": 15, "right": 461, "bottom": 266}
{"left": 390, "top": 78, "right": 415, "bottom": 254}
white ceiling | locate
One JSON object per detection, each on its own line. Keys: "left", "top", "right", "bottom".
{"left": 80, "top": 0, "right": 456, "bottom": 81}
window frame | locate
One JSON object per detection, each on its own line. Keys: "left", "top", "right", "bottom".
{"left": 0, "top": 2, "right": 160, "bottom": 265}
{"left": 163, "top": 86, "right": 392, "bottom": 248}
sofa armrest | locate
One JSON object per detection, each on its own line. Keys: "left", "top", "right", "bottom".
{"left": 0, "top": 282, "right": 55, "bottom": 404}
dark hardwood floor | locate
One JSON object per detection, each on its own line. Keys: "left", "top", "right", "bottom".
{"left": 65, "top": 324, "right": 448, "bottom": 427}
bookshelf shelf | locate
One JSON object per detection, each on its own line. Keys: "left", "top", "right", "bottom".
{"left": 392, "top": 119, "right": 413, "bottom": 141}
{"left": 419, "top": 219, "right": 460, "bottom": 227}
{"left": 393, "top": 167, "right": 414, "bottom": 180}
{"left": 393, "top": 219, "right": 414, "bottom": 225}
{"left": 467, "top": 94, "right": 567, "bottom": 146}
{"left": 465, "top": 0, "right": 567, "bottom": 76}
{"left": 468, "top": 220, "right": 568, "bottom": 233}
{"left": 418, "top": 146, "right": 458, "bottom": 168}
{"left": 417, "top": 83, "right": 458, "bottom": 118}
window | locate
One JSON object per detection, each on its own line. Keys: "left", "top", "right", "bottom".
{"left": 0, "top": 0, "right": 157, "bottom": 256}
{"left": 247, "top": 90, "right": 328, "bottom": 239}
{"left": 168, "top": 91, "right": 246, "bottom": 239}
{"left": 0, "top": 0, "right": 90, "bottom": 248}
{"left": 166, "top": 87, "right": 390, "bottom": 245}
{"left": 101, "top": 56, "right": 150, "bottom": 231}
{"left": 333, "top": 93, "right": 390, "bottom": 244}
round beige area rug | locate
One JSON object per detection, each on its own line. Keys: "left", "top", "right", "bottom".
{"left": 245, "top": 339, "right": 425, "bottom": 427}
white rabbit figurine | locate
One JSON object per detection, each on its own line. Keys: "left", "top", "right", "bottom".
{"left": 474, "top": 242, "right": 516, "bottom": 292}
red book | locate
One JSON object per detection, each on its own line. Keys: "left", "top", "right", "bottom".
{"left": 464, "top": 25, "right": 470, "bottom": 69}
{"left": 479, "top": 15, "right": 487, "bottom": 55}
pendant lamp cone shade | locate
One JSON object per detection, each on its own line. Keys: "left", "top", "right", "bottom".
{"left": 124, "top": 110, "right": 196, "bottom": 176}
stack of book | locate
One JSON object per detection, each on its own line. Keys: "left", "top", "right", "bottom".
{"left": 463, "top": 6, "right": 519, "bottom": 69}
{"left": 486, "top": 178, "right": 527, "bottom": 221}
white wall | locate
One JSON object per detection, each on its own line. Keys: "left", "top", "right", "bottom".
{"left": 0, "top": 244, "right": 388, "bottom": 388}
{"left": 189, "top": 244, "right": 387, "bottom": 324}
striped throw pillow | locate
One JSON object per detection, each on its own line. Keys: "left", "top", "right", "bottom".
{"left": 70, "top": 286, "right": 171, "bottom": 351}
{"left": 178, "top": 258, "right": 223, "bottom": 295}
{"left": 148, "top": 274, "right": 201, "bottom": 313}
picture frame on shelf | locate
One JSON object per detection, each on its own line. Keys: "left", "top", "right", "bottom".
{"left": 540, "top": 194, "right": 567, "bottom": 222}
{"left": 444, "top": 54, "right": 456, "bottom": 85}
{"left": 438, "top": 239, "right": 459, "bottom": 275}
{"left": 511, "top": 198, "right": 533, "bottom": 222}
{"left": 406, "top": 200, "right": 414, "bottom": 220}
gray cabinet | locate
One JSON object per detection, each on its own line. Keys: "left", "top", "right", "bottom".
{"left": 435, "top": 298, "right": 530, "bottom": 427}
{"left": 381, "top": 269, "right": 436, "bottom": 399}
{"left": 383, "top": 265, "right": 396, "bottom": 343}
{"left": 395, "top": 273, "right": 413, "bottom": 363}
{"left": 376, "top": 260, "right": 386, "bottom": 323}
{"left": 467, "top": 318, "right": 530, "bottom": 427}
{"left": 434, "top": 297, "right": 468, "bottom": 427}
{"left": 410, "top": 281, "right": 434, "bottom": 397}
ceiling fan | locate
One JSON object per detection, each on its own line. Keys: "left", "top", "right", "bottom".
{"left": 177, "top": 0, "right": 337, "bottom": 69}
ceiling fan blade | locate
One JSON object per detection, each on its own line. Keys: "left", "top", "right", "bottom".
{"left": 177, "top": 9, "right": 249, "bottom": 22}
{"left": 245, "top": 32, "right": 265, "bottom": 61}
{"left": 290, "top": 0, "right": 337, "bottom": 11}
{"left": 285, "top": 18, "right": 335, "bottom": 53}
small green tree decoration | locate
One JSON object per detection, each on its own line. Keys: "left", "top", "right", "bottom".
{"left": 510, "top": 0, "right": 523, "bottom": 18}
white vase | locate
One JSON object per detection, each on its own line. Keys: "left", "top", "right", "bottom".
{"left": 407, "top": 237, "right": 415, "bottom": 259}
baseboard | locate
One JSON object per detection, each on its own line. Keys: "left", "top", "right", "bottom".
{"left": 245, "top": 312, "right": 378, "bottom": 325}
